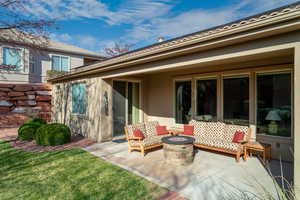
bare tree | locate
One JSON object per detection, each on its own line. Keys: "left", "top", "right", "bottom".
{"left": 0, "top": 0, "right": 55, "bottom": 49}
{"left": 104, "top": 42, "right": 134, "bottom": 57}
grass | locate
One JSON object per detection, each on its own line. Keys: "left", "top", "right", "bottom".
{"left": 0, "top": 141, "right": 167, "bottom": 200}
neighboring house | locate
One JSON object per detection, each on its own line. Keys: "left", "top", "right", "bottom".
{"left": 0, "top": 37, "right": 104, "bottom": 83}
{"left": 48, "top": 2, "right": 300, "bottom": 198}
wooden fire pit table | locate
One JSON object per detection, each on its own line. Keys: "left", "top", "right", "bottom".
{"left": 161, "top": 135, "right": 195, "bottom": 166}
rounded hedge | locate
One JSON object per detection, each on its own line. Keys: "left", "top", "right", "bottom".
{"left": 18, "top": 122, "right": 43, "bottom": 141}
{"left": 35, "top": 123, "right": 71, "bottom": 146}
{"left": 25, "top": 118, "right": 46, "bottom": 125}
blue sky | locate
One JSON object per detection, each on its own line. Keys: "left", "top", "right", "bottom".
{"left": 22, "top": 0, "right": 299, "bottom": 54}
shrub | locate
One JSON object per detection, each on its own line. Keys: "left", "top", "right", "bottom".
{"left": 35, "top": 123, "right": 71, "bottom": 146}
{"left": 26, "top": 118, "right": 47, "bottom": 125}
{"left": 18, "top": 123, "right": 42, "bottom": 141}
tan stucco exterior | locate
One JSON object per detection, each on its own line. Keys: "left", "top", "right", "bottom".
{"left": 49, "top": 7, "right": 300, "bottom": 197}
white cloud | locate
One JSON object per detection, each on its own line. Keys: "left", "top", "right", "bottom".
{"left": 18, "top": 0, "right": 173, "bottom": 26}
{"left": 126, "top": 0, "right": 299, "bottom": 43}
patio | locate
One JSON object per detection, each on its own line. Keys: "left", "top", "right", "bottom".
{"left": 84, "top": 139, "right": 291, "bottom": 200}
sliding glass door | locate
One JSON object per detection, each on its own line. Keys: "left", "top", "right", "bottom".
{"left": 113, "top": 81, "right": 141, "bottom": 137}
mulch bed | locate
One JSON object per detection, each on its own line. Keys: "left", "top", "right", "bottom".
{"left": 0, "top": 128, "right": 96, "bottom": 152}
{"left": 10, "top": 135, "right": 96, "bottom": 152}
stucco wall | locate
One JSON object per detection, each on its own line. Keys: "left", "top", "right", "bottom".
{"left": 0, "top": 42, "right": 85, "bottom": 83}
{"left": 52, "top": 76, "right": 111, "bottom": 142}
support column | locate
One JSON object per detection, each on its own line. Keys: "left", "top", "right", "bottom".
{"left": 99, "top": 78, "right": 113, "bottom": 142}
{"left": 294, "top": 45, "right": 300, "bottom": 198}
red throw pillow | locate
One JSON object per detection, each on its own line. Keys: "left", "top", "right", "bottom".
{"left": 156, "top": 126, "right": 168, "bottom": 135}
{"left": 133, "top": 129, "right": 145, "bottom": 139}
{"left": 183, "top": 125, "right": 194, "bottom": 136}
{"left": 232, "top": 131, "right": 245, "bottom": 143}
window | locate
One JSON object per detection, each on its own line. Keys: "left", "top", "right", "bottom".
{"left": 257, "top": 73, "right": 291, "bottom": 137}
{"left": 29, "top": 53, "right": 35, "bottom": 73}
{"left": 52, "top": 55, "right": 69, "bottom": 71}
{"left": 72, "top": 83, "right": 87, "bottom": 115}
{"left": 196, "top": 79, "right": 217, "bottom": 121}
{"left": 175, "top": 80, "right": 191, "bottom": 124}
{"left": 2, "top": 47, "right": 22, "bottom": 71}
{"left": 223, "top": 76, "right": 249, "bottom": 124}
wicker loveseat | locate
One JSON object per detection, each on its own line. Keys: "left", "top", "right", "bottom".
{"left": 189, "top": 120, "right": 251, "bottom": 162}
{"left": 124, "top": 121, "right": 169, "bottom": 156}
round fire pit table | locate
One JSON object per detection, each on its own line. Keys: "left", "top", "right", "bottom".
{"left": 161, "top": 135, "right": 195, "bottom": 166}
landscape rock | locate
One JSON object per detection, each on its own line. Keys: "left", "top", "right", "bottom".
{"left": 0, "top": 84, "right": 14, "bottom": 88}
{"left": 25, "top": 91, "right": 35, "bottom": 95}
{"left": 36, "top": 91, "right": 51, "bottom": 96}
{"left": 0, "top": 106, "right": 11, "bottom": 112}
{"left": 14, "top": 85, "right": 33, "bottom": 92}
{"left": 8, "top": 92, "right": 24, "bottom": 97}
{"left": 11, "top": 107, "right": 26, "bottom": 114}
{"left": 32, "top": 85, "right": 52, "bottom": 91}
{"left": 0, "top": 100, "right": 13, "bottom": 107}
{"left": 0, "top": 88, "right": 12, "bottom": 92}
{"left": 17, "top": 100, "right": 37, "bottom": 106}
{"left": 36, "top": 96, "right": 51, "bottom": 101}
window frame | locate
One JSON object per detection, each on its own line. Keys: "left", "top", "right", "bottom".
{"left": 173, "top": 78, "right": 193, "bottom": 125}
{"left": 255, "top": 70, "right": 292, "bottom": 138}
{"left": 195, "top": 76, "right": 218, "bottom": 121}
{"left": 71, "top": 82, "right": 87, "bottom": 115}
{"left": 51, "top": 54, "right": 70, "bottom": 72}
{"left": 221, "top": 74, "right": 250, "bottom": 123}
{"left": 1, "top": 46, "right": 24, "bottom": 72}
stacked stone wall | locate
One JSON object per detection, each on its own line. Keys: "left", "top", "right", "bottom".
{"left": 0, "top": 84, "right": 52, "bottom": 124}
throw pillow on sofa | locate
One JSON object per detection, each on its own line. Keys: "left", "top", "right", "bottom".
{"left": 183, "top": 125, "right": 194, "bottom": 136}
{"left": 156, "top": 126, "right": 168, "bottom": 135}
{"left": 133, "top": 129, "right": 145, "bottom": 139}
{"left": 232, "top": 131, "right": 245, "bottom": 143}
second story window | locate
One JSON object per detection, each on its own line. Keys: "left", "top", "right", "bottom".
{"left": 52, "top": 55, "right": 70, "bottom": 71}
{"left": 2, "top": 47, "right": 22, "bottom": 71}
{"left": 29, "top": 53, "right": 35, "bottom": 73}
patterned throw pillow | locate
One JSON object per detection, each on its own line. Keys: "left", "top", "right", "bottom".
{"left": 224, "top": 125, "right": 249, "bottom": 142}
{"left": 156, "top": 126, "right": 168, "bottom": 136}
{"left": 232, "top": 131, "right": 245, "bottom": 143}
{"left": 127, "top": 123, "right": 146, "bottom": 138}
{"left": 183, "top": 125, "right": 194, "bottom": 136}
{"left": 133, "top": 129, "right": 145, "bottom": 139}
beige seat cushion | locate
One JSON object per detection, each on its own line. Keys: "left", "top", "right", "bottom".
{"left": 144, "top": 121, "right": 160, "bottom": 137}
{"left": 224, "top": 124, "right": 250, "bottom": 142}
{"left": 204, "top": 122, "right": 226, "bottom": 139}
{"left": 142, "top": 135, "right": 163, "bottom": 146}
{"left": 194, "top": 136, "right": 242, "bottom": 152}
{"left": 189, "top": 120, "right": 206, "bottom": 137}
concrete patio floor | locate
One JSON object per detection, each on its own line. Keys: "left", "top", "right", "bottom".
{"left": 83, "top": 139, "right": 285, "bottom": 200}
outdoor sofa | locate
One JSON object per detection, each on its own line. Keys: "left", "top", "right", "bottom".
{"left": 188, "top": 120, "right": 251, "bottom": 162}
{"left": 124, "top": 120, "right": 251, "bottom": 162}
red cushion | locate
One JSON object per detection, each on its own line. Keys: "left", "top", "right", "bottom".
{"left": 133, "top": 129, "right": 145, "bottom": 139}
{"left": 232, "top": 131, "right": 245, "bottom": 143}
{"left": 156, "top": 126, "right": 168, "bottom": 136}
{"left": 183, "top": 125, "right": 194, "bottom": 136}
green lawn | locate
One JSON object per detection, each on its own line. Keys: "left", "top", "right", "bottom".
{"left": 0, "top": 141, "right": 167, "bottom": 200}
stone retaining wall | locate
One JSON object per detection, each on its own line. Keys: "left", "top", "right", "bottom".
{"left": 0, "top": 84, "right": 52, "bottom": 123}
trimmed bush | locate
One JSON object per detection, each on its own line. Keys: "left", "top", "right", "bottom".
{"left": 18, "top": 123, "right": 42, "bottom": 141}
{"left": 25, "top": 118, "right": 46, "bottom": 125}
{"left": 35, "top": 123, "right": 71, "bottom": 146}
